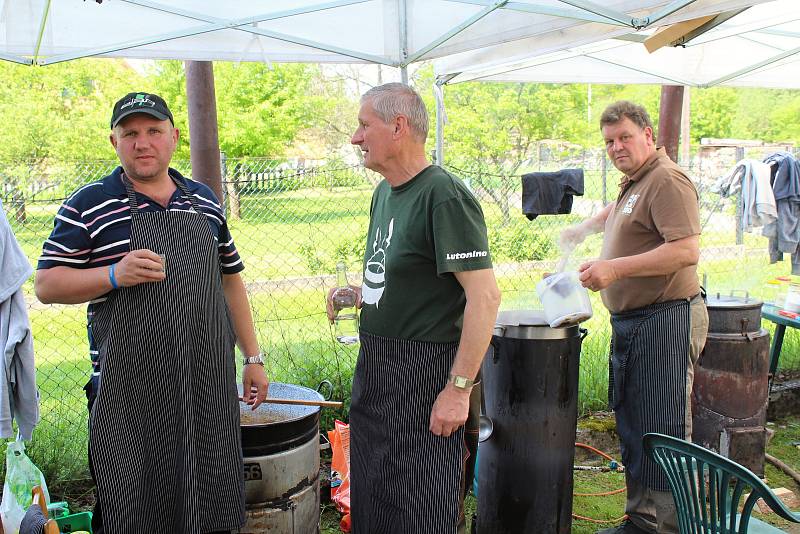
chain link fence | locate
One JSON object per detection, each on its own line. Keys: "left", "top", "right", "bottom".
{"left": 3, "top": 145, "right": 799, "bottom": 493}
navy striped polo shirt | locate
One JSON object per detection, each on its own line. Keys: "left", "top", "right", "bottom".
{"left": 38, "top": 166, "right": 244, "bottom": 381}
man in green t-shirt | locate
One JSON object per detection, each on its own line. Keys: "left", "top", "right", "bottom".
{"left": 327, "top": 83, "right": 501, "bottom": 533}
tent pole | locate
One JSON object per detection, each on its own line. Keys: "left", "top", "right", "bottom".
{"left": 644, "top": 0, "right": 699, "bottom": 27}
{"left": 433, "top": 74, "right": 457, "bottom": 166}
{"left": 33, "top": 0, "right": 52, "bottom": 64}
{"left": 186, "top": 61, "right": 225, "bottom": 205}
{"left": 658, "top": 85, "right": 684, "bottom": 163}
{"left": 435, "top": 81, "right": 444, "bottom": 165}
{"left": 400, "top": 0, "right": 408, "bottom": 83}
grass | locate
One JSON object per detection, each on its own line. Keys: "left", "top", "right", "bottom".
{"left": 763, "top": 419, "right": 800, "bottom": 532}
{"left": 570, "top": 417, "right": 800, "bottom": 533}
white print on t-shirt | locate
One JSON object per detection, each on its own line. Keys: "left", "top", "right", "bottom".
{"left": 621, "top": 194, "right": 640, "bottom": 215}
{"left": 362, "top": 218, "right": 394, "bottom": 307}
{"left": 446, "top": 250, "right": 488, "bottom": 260}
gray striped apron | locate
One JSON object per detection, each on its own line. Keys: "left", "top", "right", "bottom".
{"left": 609, "top": 298, "right": 690, "bottom": 491}
{"left": 349, "top": 332, "right": 466, "bottom": 534}
{"left": 88, "top": 176, "right": 245, "bottom": 533}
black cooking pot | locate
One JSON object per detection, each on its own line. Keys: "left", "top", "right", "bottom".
{"left": 477, "top": 310, "right": 584, "bottom": 534}
{"left": 240, "top": 381, "right": 331, "bottom": 456}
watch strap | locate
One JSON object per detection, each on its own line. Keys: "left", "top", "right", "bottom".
{"left": 448, "top": 373, "right": 474, "bottom": 389}
{"left": 243, "top": 352, "right": 264, "bottom": 366}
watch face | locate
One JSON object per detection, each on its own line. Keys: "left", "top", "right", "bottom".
{"left": 454, "top": 376, "right": 468, "bottom": 388}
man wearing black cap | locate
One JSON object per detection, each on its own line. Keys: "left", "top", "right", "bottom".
{"left": 35, "top": 92, "right": 268, "bottom": 533}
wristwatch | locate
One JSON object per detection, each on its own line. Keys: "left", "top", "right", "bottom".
{"left": 448, "top": 373, "right": 474, "bottom": 390}
{"left": 243, "top": 352, "right": 265, "bottom": 366}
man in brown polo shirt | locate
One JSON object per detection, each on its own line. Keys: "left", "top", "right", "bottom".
{"left": 561, "top": 101, "right": 708, "bottom": 534}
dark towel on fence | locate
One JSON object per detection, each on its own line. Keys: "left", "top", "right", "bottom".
{"left": 521, "top": 169, "right": 584, "bottom": 220}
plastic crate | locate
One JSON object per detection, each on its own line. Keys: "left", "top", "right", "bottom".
{"left": 55, "top": 511, "right": 92, "bottom": 533}
{"left": 48, "top": 501, "right": 69, "bottom": 519}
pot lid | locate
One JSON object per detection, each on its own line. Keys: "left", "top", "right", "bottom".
{"left": 495, "top": 309, "right": 549, "bottom": 327}
{"left": 239, "top": 382, "right": 323, "bottom": 427}
{"left": 493, "top": 309, "right": 579, "bottom": 340}
{"left": 706, "top": 293, "right": 762, "bottom": 309}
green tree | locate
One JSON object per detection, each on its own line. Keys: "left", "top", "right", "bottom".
{"left": 690, "top": 87, "right": 738, "bottom": 143}
{"left": 586, "top": 84, "right": 660, "bottom": 142}
{"left": 730, "top": 88, "right": 782, "bottom": 141}
{"left": 0, "top": 59, "right": 142, "bottom": 221}
{"left": 151, "top": 61, "right": 330, "bottom": 159}
{"left": 295, "top": 65, "right": 360, "bottom": 159}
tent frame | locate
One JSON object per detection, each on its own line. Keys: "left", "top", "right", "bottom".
{"left": 16, "top": 0, "right": 704, "bottom": 68}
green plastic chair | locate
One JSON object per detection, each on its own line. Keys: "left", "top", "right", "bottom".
{"left": 644, "top": 433, "right": 800, "bottom": 533}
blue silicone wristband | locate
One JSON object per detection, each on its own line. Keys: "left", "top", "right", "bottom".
{"left": 109, "top": 263, "right": 119, "bottom": 289}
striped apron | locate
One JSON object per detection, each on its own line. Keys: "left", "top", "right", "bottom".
{"left": 88, "top": 176, "right": 245, "bottom": 533}
{"left": 349, "top": 332, "right": 466, "bottom": 534}
{"left": 609, "top": 298, "right": 690, "bottom": 491}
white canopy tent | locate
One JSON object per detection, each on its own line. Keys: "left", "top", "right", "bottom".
{"left": 0, "top": 0, "right": 772, "bottom": 179}
{"left": 0, "top": 0, "right": 771, "bottom": 73}
{"left": 434, "top": 0, "right": 800, "bottom": 88}
{"left": 430, "top": 0, "right": 795, "bottom": 162}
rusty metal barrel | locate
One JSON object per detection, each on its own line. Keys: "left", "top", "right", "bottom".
{"left": 691, "top": 294, "right": 770, "bottom": 475}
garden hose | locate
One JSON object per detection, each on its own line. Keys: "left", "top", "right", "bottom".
{"left": 572, "top": 442, "right": 628, "bottom": 524}
{"left": 572, "top": 513, "right": 628, "bottom": 524}
{"left": 765, "top": 453, "right": 800, "bottom": 488}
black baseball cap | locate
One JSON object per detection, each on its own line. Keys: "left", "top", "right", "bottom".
{"left": 110, "top": 92, "right": 174, "bottom": 129}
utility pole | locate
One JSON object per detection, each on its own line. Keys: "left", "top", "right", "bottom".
{"left": 680, "top": 87, "right": 691, "bottom": 165}
{"left": 185, "top": 61, "right": 224, "bottom": 203}
{"left": 658, "top": 85, "right": 684, "bottom": 163}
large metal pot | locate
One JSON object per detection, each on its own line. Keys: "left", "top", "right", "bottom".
{"left": 477, "top": 310, "right": 584, "bottom": 534}
{"left": 240, "top": 381, "right": 330, "bottom": 456}
{"left": 705, "top": 293, "right": 763, "bottom": 334}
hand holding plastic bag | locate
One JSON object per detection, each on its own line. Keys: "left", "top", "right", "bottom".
{"left": 0, "top": 440, "right": 49, "bottom": 534}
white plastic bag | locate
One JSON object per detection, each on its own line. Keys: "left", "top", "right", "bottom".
{"left": 0, "top": 440, "right": 48, "bottom": 534}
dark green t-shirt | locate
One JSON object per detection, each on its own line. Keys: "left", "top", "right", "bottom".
{"left": 359, "top": 165, "right": 492, "bottom": 342}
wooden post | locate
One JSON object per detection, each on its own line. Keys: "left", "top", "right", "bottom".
{"left": 185, "top": 61, "right": 224, "bottom": 203}
{"left": 680, "top": 87, "right": 691, "bottom": 166}
{"left": 658, "top": 85, "right": 685, "bottom": 163}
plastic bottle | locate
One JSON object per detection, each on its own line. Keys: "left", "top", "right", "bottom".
{"left": 776, "top": 276, "right": 792, "bottom": 309}
{"left": 763, "top": 279, "right": 781, "bottom": 307}
{"left": 332, "top": 262, "right": 359, "bottom": 345}
{"left": 786, "top": 283, "right": 800, "bottom": 312}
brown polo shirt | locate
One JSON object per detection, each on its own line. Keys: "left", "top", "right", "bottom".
{"left": 600, "top": 147, "right": 701, "bottom": 313}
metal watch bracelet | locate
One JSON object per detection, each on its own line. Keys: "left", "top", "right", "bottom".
{"left": 448, "top": 373, "right": 474, "bottom": 389}
{"left": 243, "top": 352, "right": 264, "bottom": 366}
